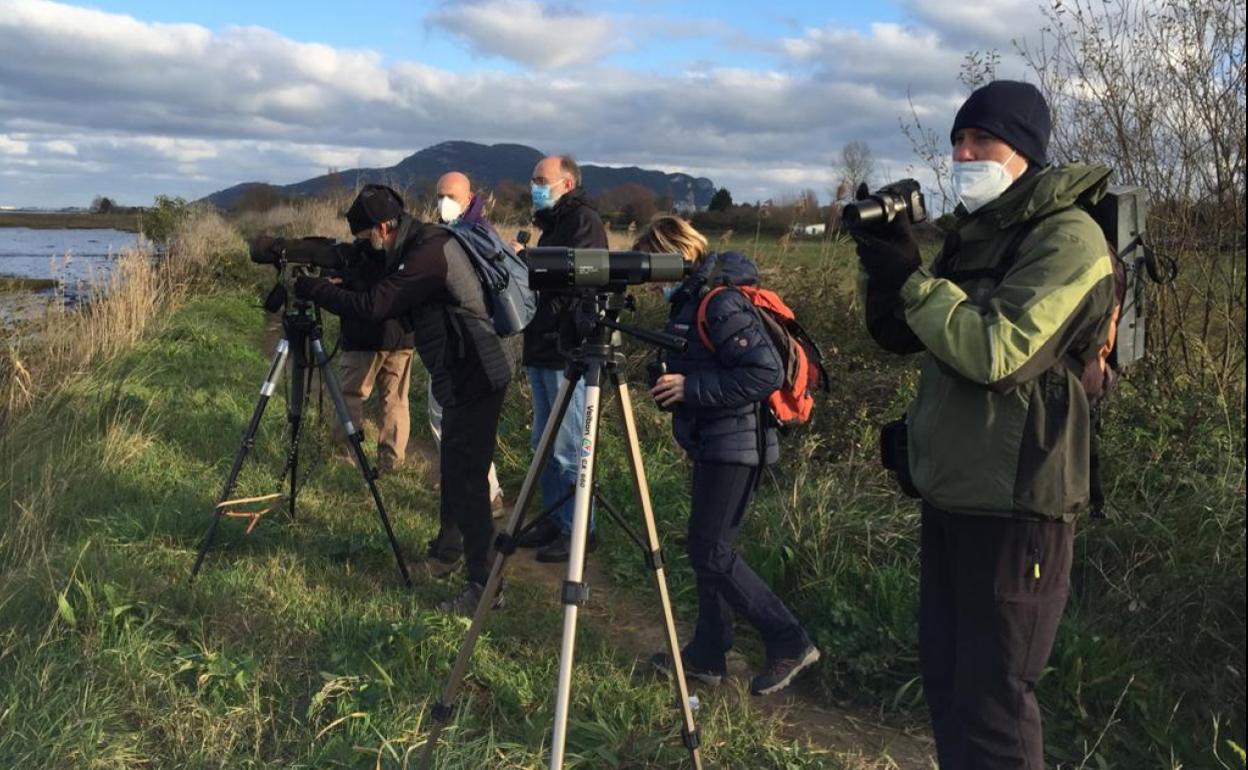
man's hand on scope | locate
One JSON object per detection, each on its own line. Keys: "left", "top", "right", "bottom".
{"left": 650, "top": 373, "right": 686, "bottom": 408}
{"left": 849, "top": 183, "right": 921, "bottom": 295}
{"left": 292, "top": 274, "right": 324, "bottom": 300}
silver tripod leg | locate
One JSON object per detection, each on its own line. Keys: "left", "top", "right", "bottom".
{"left": 418, "top": 373, "right": 578, "bottom": 770}
{"left": 613, "top": 375, "right": 703, "bottom": 769}
{"left": 549, "top": 377, "right": 604, "bottom": 770}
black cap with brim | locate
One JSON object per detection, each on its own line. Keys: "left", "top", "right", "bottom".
{"left": 346, "top": 184, "right": 405, "bottom": 234}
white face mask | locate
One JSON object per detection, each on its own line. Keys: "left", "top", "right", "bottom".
{"left": 437, "top": 196, "right": 463, "bottom": 224}
{"left": 951, "top": 150, "right": 1018, "bottom": 212}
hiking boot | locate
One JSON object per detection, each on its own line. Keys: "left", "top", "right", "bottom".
{"left": 437, "top": 581, "right": 504, "bottom": 616}
{"left": 536, "top": 530, "right": 598, "bottom": 563}
{"left": 516, "top": 518, "right": 561, "bottom": 548}
{"left": 412, "top": 542, "right": 463, "bottom": 580}
{"left": 490, "top": 493, "right": 507, "bottom": 520}
{"left": 749, "top": 645, "right": 821, "bottom": 696}
{"left": 376, "top": 452, "right": 402, "bottom": 476}
{"left": 649, "top": 651, "right": 725, "bottom": 687}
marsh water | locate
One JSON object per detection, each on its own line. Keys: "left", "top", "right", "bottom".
{"left": 0, "top": 227, "right": 144, "bottom": 326}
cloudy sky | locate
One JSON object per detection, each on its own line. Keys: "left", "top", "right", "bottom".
{"left": 0, "top": 0, "right": 1045, "bottom": 208}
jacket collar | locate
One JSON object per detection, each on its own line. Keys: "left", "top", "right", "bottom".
{"left": 533, "top": 187, "right": 594, "bottom": 229}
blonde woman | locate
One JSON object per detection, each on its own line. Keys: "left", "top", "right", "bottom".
{"left": 636, "top": 216, "right": 819, "bottom": 695}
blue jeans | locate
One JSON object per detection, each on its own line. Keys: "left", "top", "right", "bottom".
{"left": 527, "top": 366, "right": 593, "bottom": 533}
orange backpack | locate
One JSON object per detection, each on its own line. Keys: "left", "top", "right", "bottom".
{"left": 695, "top": 285, "right": 829, "bottom": 428}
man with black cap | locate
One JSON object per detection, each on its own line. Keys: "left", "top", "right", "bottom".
{"left": 332, "top": 229, "right": 415, "bottom": 475}
{"left": 851, "top": 81, "right": 1118, "bottom": 768}
{"left": 294, "top": 184, "right": 513, "bottom": 614}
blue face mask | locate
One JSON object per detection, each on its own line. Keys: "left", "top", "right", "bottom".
{"left": 531, "top": 183, "right": 554, "bottom": 210}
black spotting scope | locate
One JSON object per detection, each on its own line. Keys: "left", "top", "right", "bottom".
{"left": 249, "top": 236, "right": 358, "bottom": 270}
{"left": 526, "top": 248, "right": 689, "bottom": 291}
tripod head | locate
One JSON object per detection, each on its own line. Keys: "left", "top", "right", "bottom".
{"left": 261, "top": 263, "right": 321, "bottom": 318}
{"left": 568, "top": 290, "right": 686, "bottom": 360}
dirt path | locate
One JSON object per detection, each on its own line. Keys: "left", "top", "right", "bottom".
{"left": 408, "top": 438, "right": 934, "bottom": 769}
{"left": 508, "top": 552, "right": 934, "bottom": 770}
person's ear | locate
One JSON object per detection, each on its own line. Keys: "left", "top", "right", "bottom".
{"left": 1010, "top": 154, "right": 1029, "bottom": 180}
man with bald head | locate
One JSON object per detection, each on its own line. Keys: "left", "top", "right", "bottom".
{"left": 514, "top": 154, "right": 608, "bottom": 563}
{"left": 435, "top": 172, "right": 473, "bottom": 227}
{"left": 429, "top": 171, "right": 506, "bottom": 516}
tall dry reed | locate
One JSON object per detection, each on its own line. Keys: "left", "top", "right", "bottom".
{"left": 0, "top": 207, "right": 245, "bottom": 428}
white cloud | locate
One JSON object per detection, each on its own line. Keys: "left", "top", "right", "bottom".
{"left": 896, "top": 0, "right": 1049, "bottom": 49}
{"left": 42, "top": 140, "right": 77, "bottom": 155}
{"left": 0, "top": 135, "right": 31, "bottom": 155}
{"left": 0, "top": 0, "right": 1036, "bottom": 207}
{"left": 427, "top": 0, "right": 624, "bottom": 70}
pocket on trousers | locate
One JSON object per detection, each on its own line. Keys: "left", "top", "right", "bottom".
{"left": 995, "top": 524, "right": 1071, "bottom": 681}
{"left": 996, "top": 591, "right": 1068, "bottom": 681}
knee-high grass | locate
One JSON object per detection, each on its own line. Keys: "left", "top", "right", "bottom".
{"left": 0, "top": 205, "right": 1242, "bottom": 768}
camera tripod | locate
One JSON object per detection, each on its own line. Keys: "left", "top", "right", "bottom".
{"left": 419, "top": 292, "right": 703, "bottom": 770}
{"left": 189, "top": 294, "right": 412, "bottom": 587}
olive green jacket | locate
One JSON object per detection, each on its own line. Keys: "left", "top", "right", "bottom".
{"left": 879, "top": 164, "right": 1117, "bottom": 521}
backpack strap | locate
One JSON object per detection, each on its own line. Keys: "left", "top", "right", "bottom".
{"left": 694, "top": 283, "right": 779, "bottom": 471}
{"left": 694, "top": 285, "right": 732, "bottom": 351}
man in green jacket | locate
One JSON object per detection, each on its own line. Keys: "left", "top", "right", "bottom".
{"left": 853, "top": 81, "right": 1118, "bottom": 768}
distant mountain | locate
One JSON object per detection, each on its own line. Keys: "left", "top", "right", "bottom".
{"left": 204, "top": 141, "right": 716, "bottom": 211}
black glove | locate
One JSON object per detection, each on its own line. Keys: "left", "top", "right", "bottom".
{"left": 849, "top": 185, "right": 922, "bottom": 294}
{"left": 293, "top": 275, "right": 324, "bottom": 301}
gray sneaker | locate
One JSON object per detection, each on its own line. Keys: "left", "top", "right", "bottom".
{"left": 749, "top": 645, "right": 821, "bottom": 696}
{"left": 437, "top": 581, "right": 504, "bottom": 616}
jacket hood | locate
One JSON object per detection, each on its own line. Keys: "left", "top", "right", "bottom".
{"left": 461, "top": 192, "right": 488, "bottom": 225}
{"left": 976, "top": 162, "right": 1112, "bottom": 229}
{"left": 699, "top": 250, "right": 759, "bottom": 286}
{"left": 671, "top": 250, "right": 759, "bottom": 303}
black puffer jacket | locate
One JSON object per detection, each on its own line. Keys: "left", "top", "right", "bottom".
{"left": 664, "top": 251, "right": 782, "bottom": 466}
{"left": 336, "top": 244, "right": 415, "bottom": 352}
{"left": 522, "top": 189, "right": 608, "bottom": 368}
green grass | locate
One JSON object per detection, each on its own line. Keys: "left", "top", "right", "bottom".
{"left": 0, "top": 225, "right": 1243, "bottom": 769}
{"left": 605, "top": 234, "right": 1246, "bottom": 767}
{"left": 0, "top": 288, "right": 849, "bottom": 769}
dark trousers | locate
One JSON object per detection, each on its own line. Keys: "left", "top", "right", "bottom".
{"left": 431, "top": 386, "right": 507, "bottom": 585}
{"left": 684, "top": 462, "right": 809, "bottom": 670}
{"left": 920, "top": 503, "right": 1074, "bottom": 770}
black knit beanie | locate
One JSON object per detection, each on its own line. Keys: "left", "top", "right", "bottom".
{"left": 346, "top": 184, "right": 405, "bottom": 234}
{"left": 950, "top": 80, "right": 1051, "bottom": 166}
